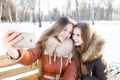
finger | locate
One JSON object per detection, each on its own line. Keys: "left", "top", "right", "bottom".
{"left": 3, "top": 30, "right": 16, "bottom": 38}
{"left": 9, "top": 35, "right": 23, "bottom": 46}
{"left": 1, "top": 31, "right": 14, "bottom": 45}
{"left": 6, "top": 32, "right": 21, "bottom": 42}
{"left": 2, "top": 30, "right": 20, "bottom": 42}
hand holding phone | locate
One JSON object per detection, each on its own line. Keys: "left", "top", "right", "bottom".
{"left": 1, "top": 30, "right": 22, "bottom": 59}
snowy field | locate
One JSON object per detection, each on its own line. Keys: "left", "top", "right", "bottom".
{"left": 0, "top": 21, "right": 120, "bottom": 79}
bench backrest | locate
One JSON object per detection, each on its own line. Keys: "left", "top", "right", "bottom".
{"left": 0, "top": 55, "right": 38, "bottom": 80}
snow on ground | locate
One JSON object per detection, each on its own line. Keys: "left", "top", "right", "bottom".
{"left": 0, "top": 21, "right": 120, "bottom": 79}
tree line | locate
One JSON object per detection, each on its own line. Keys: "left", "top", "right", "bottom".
{"left": 0, "top": 0, "right": 120, "bottom": 23}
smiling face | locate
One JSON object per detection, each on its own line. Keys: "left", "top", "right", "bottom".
{"left": 57, "top": 24, "right": 73, "bottom": 41}
{"left": 72, "top": 27, "right": 83, "bottom": 46}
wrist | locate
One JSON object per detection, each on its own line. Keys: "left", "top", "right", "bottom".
{"left": 6, "top": 49, "right": 21, "bottom": 60}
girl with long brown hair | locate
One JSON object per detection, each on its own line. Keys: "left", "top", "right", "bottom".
{"left": 72, "top": 22, "right": 107, "bottom": 80}
{"left": 2, "top": 17, "right": 77, "bottom": 80}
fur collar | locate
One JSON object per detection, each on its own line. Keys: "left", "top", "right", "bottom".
{"left": 45, "top": 37, "right": 73, "bottom": 57}
{"left": 81, "top": 32, "right": 105, "bottom": 62}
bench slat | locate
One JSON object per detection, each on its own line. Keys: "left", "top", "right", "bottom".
{"left": 0, "top": 55, "right": 15, "bottom": 68}
{"left": 17, "top": 73, "right": 37, "bottom": 80}
{"left": 0, "top": 55, "right": 38, "bottom": 79}
{"left": 0, "top": 64, "right": 37, "bottom": 79}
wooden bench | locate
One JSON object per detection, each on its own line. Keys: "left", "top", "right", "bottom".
{"left": 0, "top": 55, "right": 38, "bottom": 80}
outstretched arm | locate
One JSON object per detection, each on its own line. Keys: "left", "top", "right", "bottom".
{"left": 2, "top": 30, "right": 42, "bottom": 65}
{"left": 16, "top": 42, "right": 42, "bottom": 65}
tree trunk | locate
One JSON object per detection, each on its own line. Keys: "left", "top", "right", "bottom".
{"left": 8, "top": 7, "right": 13, "bottom": 22}
{"left": 0, "top": 0, "right": 3, "bottom": 23}
{"left": 47, "top": 0, "right": 52, "bottom": 24}
{"left": 75, "top": 0, "right": 79, "bottom": 21}
{"left": 66, "top": 0, "right": 71, "bottom": 17}
{"left": 38, "top": 0, "right": 41, "bottom": 27}
{"left": 15, "top": 6, "right": 18, "bottom": 22}
{"left": 20, "top": 0, "right": 25, "bottom": 22}
{"left": 29, "top": 9, "right": 32, "bottom": 23}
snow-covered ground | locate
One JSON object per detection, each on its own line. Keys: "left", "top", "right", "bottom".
{"left": 0, "top": 21, "right": 120, "bottom": 79}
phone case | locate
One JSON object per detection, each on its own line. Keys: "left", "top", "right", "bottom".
{"left": 14, "top": 33, "right": 36, "bottom": 48}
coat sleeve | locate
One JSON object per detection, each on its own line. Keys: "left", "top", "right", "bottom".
{"left": 62, "top": 60, "right": 77, "bottom": 80}
{"left": 12, "top": 42, "right": 42, "bottom": 65}
{"left": 94, "top": 58, "right": 107, "bottom": 80}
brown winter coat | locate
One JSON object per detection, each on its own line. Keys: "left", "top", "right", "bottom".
{"left": 10, "top": 37, "right": 77, "bottom": 80}
{"left": 76, "top": 32, "right": 107, "bottom": 80}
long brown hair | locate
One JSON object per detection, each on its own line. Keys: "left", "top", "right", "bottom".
{"left": 73, "top": 22, "right": 93, "bottom": 79}
{"left": 75, "top": 22, "right": 93, "bottom": 54}
{"left": 37, "top": 17, "right": 75, "bottom": 79}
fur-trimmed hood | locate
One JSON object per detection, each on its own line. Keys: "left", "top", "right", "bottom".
{"left": 81, "top": 32, "right": 105, "bottom": 62}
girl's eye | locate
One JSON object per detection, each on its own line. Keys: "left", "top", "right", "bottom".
{"left": 64, "top": 29, "right": 67, "bottom": 31}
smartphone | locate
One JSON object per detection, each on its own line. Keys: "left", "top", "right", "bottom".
{"left": 14, "top": 33, "right": 36, "bottom": 48}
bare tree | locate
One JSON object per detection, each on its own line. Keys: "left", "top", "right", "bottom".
{"left": 12, "top": 0, "right": 18, "bottom": 22}
{"left": 38, "top": 0, "right": 41, "bottom": 27}
{"left": 75, "top": 0, "right": 79, "bottom": 21}
{"left": 25, "top": 0, "right": 36, "bottom": 23}
{"left": 20, "top": 0, "right": 25, "bottom": 22}
{"left": 8, "top": 7, "right": 12, "bottom": 22}
{"left": 29, "top": 3, "right": 33, "bottom": 22}
{"left": 7, "top": 0, "right": 13, "bottom": 22}
{"left": 0, "top": 0, "right": 3, "bottom": 22}
{"left": 91, "top": 0, "right": 95, "bottom": 25}
{"left": 51, "top": 8, "right": 61, "bottom": 21}
{"left": 106, "top": 0, "right": 113, "bottom": 20}
{"left": 66, "top": 0, "right": 71, "bottom": 17}
{"left": 47, "top": 0, "right": 52, "bottom": 23}
{"left": 78, "top": 1, "right": 87, "bottom": 20}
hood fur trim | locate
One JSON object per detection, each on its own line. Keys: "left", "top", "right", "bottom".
{"left": 81, "top": 32, "right": 105, "bottom": 62}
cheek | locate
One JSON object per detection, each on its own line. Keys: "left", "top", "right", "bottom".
{"left": 68, "top": 34, "right": 71, "bottom": 38}
{"left": 78, "top": 38, "right": 83, "bottom": 45}
{"left": 75, "top": 37, "right": 83, "bottom": 46}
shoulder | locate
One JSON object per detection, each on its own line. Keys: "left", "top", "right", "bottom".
{"left": 93, "top": 56, "right": 107, "bottom": 67}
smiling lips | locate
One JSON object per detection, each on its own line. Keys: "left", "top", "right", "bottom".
{"left": 62, "top": 35, "right": 68, "bottom": 40}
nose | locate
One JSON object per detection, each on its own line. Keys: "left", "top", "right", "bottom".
{"left": 72, "top": 35, "right": 77, "bottom": 41}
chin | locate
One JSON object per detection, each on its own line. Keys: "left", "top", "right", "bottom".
{"left": 60, "top": 38, "right": 64, "bottom": 42}
{"left": 75, "top": 44, "right": 79, "bottom": 46}
{"left": 75, "top": 43, "right": 81, "bottom": 46}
